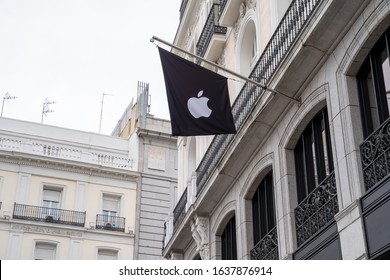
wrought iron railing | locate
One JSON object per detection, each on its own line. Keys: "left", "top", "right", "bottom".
{"left": 179, "top": 0, "right": 189, "bottom": 21}
{"left": 250, "top": 226, "right": 279, "bottom": 260}
{"left": 218, "top": 0, "right": 228, "bottom": 15}
{"left": 173, "top": 188, "right": 188, "bottom": 230}
{"left": 96, "top": 214, "right": 126, "bottom": 232}
{"left": 13, "top": 203, "right": 86, "bottom": 227}
{"left": 360, "top": 117, "right": 390, "bottom": 190}
{"left": 196, "top": 3, "right": 228, "bottom": 58}
{"left": 162, "top": 221, "right": 167, "bottom": 251}
{"left": 294, "top": 172, "right": 338, "bottom": 247}
{"left": 196, "top": 0, "right": 321, "bottom": 194}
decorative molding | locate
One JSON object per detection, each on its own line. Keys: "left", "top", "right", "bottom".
{"left": 190, "top": 216, "right": 210, "bottom": 260}
{"left": 11, "top": 223, "right": 83, "bottom": 237}
{"left": 216, "top": 49, "right": 226, "bottom": 69}
{"left": 169, "top": 251, "right": 184, "bottom": 260}
{"left": 245, "top": 0, "right": 256, "bottom": 11}
{"left": 0, "top": 153, "right": 139, "bottom": 182}
{"left": 234, "top": 0, "right": 257, "bottom": 42}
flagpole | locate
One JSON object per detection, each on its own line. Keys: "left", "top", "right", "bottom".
{"left": 151, "top": 36, "right": 301, "bottom": 105}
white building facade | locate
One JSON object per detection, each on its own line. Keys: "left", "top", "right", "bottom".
{"left": 163, "top": 0, "right": 390, "bottom": 260}
{"left": 0, "top": 82, "right": 177, "bottom": 260}
{"left": 0, "top": 118, "right": 138, "bottom": 259}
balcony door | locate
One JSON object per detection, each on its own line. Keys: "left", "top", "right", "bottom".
{"left": 42, "top": 187, "right": 61, "bottom": 220}
{"left": 102, "top": 194, "right": 120, "bottom": 226}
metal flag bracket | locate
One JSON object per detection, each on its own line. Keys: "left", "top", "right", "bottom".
{"left": 150, "top": 36, "right": 301, "bottom": 106}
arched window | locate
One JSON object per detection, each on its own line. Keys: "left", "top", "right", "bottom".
{"left": 294, "top": 108, "right": 334, "bottom": 203}
{"left": 239, "top": 20, "right": 257, "bottom": 78}
{"left": 293, "top": 107, "right": 338, "bottom": 249}
{"left": 357, "top": 28, "right": 390, "bottom": 138}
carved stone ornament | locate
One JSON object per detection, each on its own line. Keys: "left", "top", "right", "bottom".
{"left": 234, "top": 0, "right": 257, "bottom": 42}
{"left": 245, "top": 0, "right": 256, "bottom": 11}
{"left": 190, "top": 216, "right": 210, "bottom": 260}
{"left": 239, "top": 2, "right": 246, "bottom": 18}
{"left": 11, "top": 223, "right": 83, "bottom": 237}
{"left": 170, "top": 252, "right": 184, "bottom": 260}
{"left": 217, "top": 50, "right": 226, "bottom": 68}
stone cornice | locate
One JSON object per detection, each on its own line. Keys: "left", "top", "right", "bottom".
{"left": 0, "top": 151, "right": 139, "bottom": 181}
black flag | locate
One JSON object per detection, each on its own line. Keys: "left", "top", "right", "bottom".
{"left": 158, "top": 47, "right": 236, "bottom": 136}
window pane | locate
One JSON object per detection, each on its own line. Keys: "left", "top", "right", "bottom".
{"left": 252, "top": 172, "right": 275, "bottom": 244}
{"left": 311, "top": 132, "right": 318, "bottom": 187}
{"left": 381, "top": 52, "right": 390, "bottom": 115}
{"left": 366, "top": 69, "right": 380, "bottom": 132}
{"left": 294, "top": 108, "right": 334, "bottom": 202}
{"left": 221, "top": 217, "right": 237, "bottom": 260}
{"left": 322, "top": 125, "right": 330, "bottom": 176}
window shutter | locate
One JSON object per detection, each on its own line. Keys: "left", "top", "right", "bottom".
{"left": 35, "top": 243, "right": 56, "bottom": 260}
{"left": 43, "top": 189, "right": 61, "bottom": 202}
{"left": 98, "top": 249, "right": 118, "bottom": 260}
{"left": 103, "top": 195, "right": 119, "bottom": 212}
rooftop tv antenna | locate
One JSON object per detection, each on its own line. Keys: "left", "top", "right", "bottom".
{"left": 99, "top": 93, "right": 113, "bottom": 133}
{"left": 1, "top": 92, "right": 17, "bottom": 117}
{"left": 41, "top": 98, "right": 56, "bottom": 123}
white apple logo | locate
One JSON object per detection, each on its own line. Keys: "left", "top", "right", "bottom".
{"left": 187, "top": 90, "right": 212, "bottom": 119}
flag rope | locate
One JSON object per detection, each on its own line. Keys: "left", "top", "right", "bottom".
{"left": 151, "top": 36, "right": 301, "bottom": 105}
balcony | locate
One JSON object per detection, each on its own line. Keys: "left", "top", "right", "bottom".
{"left": 173, "top": 188, "right": 188, "bottom": 231}
{"left": 218, "top": 0, "right": 243, "bottom": 26}
{"left": 196, "top": 0, "right": 322, "bottom": 195}
{"left": 360, "top": 117, "right": 390, "bottom": 190}
{"left": 196, "top": 3, "right": 227, "bottom": 60}
{"left": 294, "top": 172, "right": 338, "bottom": 247}
{"left": 96, "top": 214, "right": 125, "bottom": 232}
{"left": 13, "top": 203, "right": 86, "bottom": 227}
{"left": 250, "top": 226, "right": 279, "bottom": 260}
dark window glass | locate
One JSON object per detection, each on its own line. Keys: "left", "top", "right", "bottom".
{"left": 357, "top": 29, "right": 390, "bottom": 138}
{"left": 294, "top": 108, "right": 334, "bottom": 203}
{"left": 252, "top": 172, "right": 275, "bottom": 245}
{"left": 221, "top": 216, "right": 237, "bottom": 260}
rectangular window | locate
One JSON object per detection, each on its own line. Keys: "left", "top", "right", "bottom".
{"left": 102, "top": 194, "right": 120, "bottom": 224}
{"left": 43, "top": 188, "right": 61, "bottom": 208}
{"left": 42, "top": 187, "right": 62, "bottom": 219}
{"left": 35, "top": 242, "right": 57, "bottom": 260}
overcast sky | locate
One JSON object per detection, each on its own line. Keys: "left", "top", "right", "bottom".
{"left": 0, "top": 0, "right": 179, "bottom": 135}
